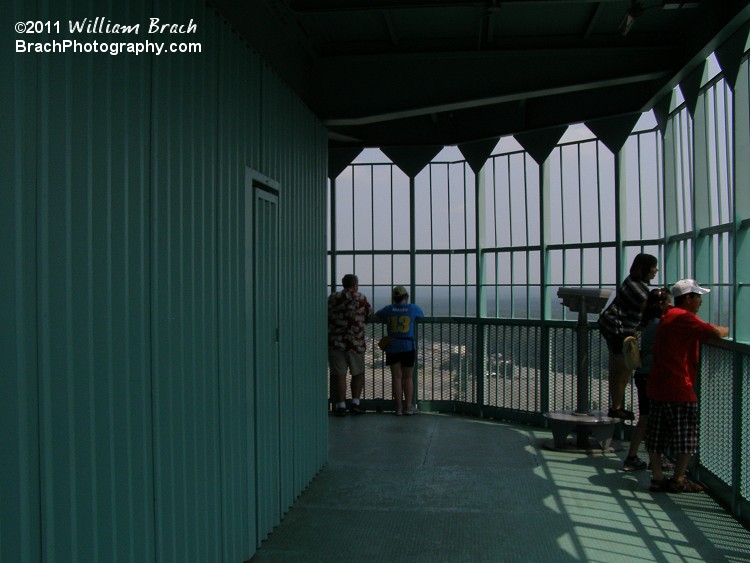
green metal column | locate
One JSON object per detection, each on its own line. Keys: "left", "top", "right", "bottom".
{"left": 410, "top": 175, "right": 419, "bottom": 402}
{"left": 663, "top": 115, "right": 680, "bottom": 282}
{"left": 330, "top": 177, "right": 337, "bottom": 294}
{"left": 693, "top": 93, "right": 712, "bottom": 298}
{"left": 614, "top": 150, "right": 626, "bottom": 281}
{"left": 539, "top": 159, "right": 551, "bottom": 415}
{"left": 475, "top": 165, "right": 486, "bottom": 413}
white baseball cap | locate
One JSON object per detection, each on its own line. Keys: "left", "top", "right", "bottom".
{"left": 672, "top": 279, "right": 711, "bottom": 298}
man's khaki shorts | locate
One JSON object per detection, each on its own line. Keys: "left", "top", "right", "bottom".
{"left": 328, "top": 348, "right": 365, "bottom": 376}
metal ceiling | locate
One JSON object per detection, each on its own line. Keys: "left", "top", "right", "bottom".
{"left": 211, "top": 0, "right": 750, "bottom": 149}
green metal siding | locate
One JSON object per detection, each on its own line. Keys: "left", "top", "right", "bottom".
{"left": 150, "top": 1, "right": 222, "bottom": 560}
{"left": 1, "top": 2, "right": 41, "bottom": 561}
{"left": 261, "top": 69, "right": 330, "bottom": 519}
{"left": 216, "top": 19, "right": 263, "bottom": 562}
{"left": 1, "top": 2, "right": 328, "bottom": 562}
{"left": 34, "top": 0, "right": 156, "bottom": 560}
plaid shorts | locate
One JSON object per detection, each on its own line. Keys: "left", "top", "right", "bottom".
{"left": 645, "top": 401, "right": 699, "bottom": 455}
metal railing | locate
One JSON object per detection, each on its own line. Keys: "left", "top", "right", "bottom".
{"left": 359, "top": 317, "right": 749, "bottom": 523}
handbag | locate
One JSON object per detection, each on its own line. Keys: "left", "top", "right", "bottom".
{"left": 622, "top": 335, "right": 641, "bottom": 370}
{"left": 377, "top": 335, "right": 393, "bottom": 351}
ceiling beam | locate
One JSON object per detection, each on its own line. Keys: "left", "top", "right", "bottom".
{"left": 583, "top": 2, "right": 605, "bottom": 39}
{"left": 381, "top": 11, "right": 399, "bottom": 45}
{"left": 288, "top": 0, "right": 627, "bottom": 14}
{"left": 322, "top": 70, "right": 669, "bottom": 126}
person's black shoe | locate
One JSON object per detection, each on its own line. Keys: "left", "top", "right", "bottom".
{"left": 334, "top": 407, "right": 347, "bottom": 417}
{"left": 623, "top": 456, "right": 647, "bottom": 471}
{"left": 349, "top": 403, "right": 366, "bottom": 415}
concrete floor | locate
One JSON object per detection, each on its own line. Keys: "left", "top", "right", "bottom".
{"left": 251, "top": 411, "right": 750, "bottom": 562}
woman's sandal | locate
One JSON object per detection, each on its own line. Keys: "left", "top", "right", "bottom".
{"left": 667, "top": 477, "right": 704, "bottom": 493}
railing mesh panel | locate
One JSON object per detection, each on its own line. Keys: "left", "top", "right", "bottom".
{"left": 484, "top": 324, "right": 541, "bottom": 412}
{"left": 699, "top": 345, "right": 735, "bottom": 485}
{"left": 742, "top": 353, "right": 749, "bottom": 502}
{"left": 363, "top": 323, "right": 391, "bottom": 401}
{"left": 548, "top": 326, "right": 577, "bottom": 411}
{"left": 548, "top": 326, "right": 611, "bottom": 412}
{"left": 417, "top": 322, "right": 478, "bottom": 402}
{"left": 590, "top": 329, "right": 616, "bottom": 414}
{"left": 360, "top": 321, "right": 479, "bottom": 403}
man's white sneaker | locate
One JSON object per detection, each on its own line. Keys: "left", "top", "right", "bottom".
{"left": 405, "top": 405, "right": 418, "bottom": 415}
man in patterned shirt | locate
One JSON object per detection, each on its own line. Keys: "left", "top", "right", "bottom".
{"left": 328, "top": 274, "right": 373, "bottom": 416}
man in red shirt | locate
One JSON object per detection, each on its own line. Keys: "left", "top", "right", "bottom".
{"left": 328, "top": 274, "right": 373, "bottom": 416}
{"left": 646, "top": 279, "right": 729, "bottom": 493}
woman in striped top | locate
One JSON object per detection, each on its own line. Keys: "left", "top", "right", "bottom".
{"left": 598, "top": 253, "right": 658, "bottom": 420}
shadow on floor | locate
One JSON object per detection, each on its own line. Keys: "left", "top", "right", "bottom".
{"left": 251, "top": 412, "right": 750, "bottom": 562}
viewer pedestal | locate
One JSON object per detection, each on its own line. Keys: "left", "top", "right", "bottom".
{"left": 544, "top": 287, "right": 620, "bottom": 453}
{"left": 543, "top": 411, "right": 621, "bottom": 452}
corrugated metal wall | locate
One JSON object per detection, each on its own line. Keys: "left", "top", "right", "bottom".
{"left": 1, "top": 0, "right": 329, "bottom": 561}
{"left": 260, "top": 63, "right": 330, "bottom": 531}
{"left": 3, "top": 2, "right": 42, "bottom": 562}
